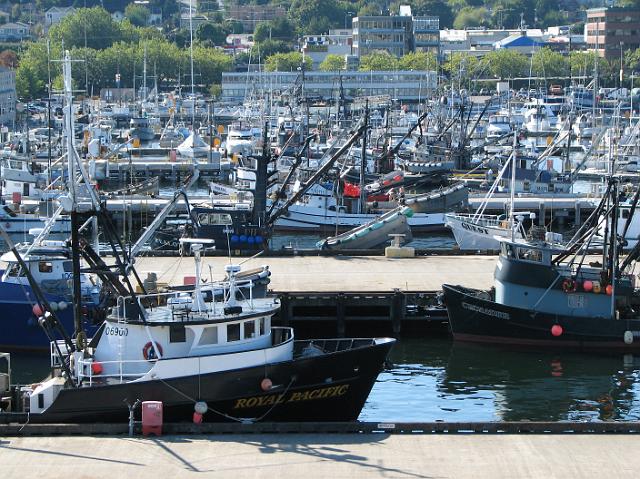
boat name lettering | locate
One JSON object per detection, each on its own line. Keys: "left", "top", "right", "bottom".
{"left": 461, "top": 302, "right": 510, "bottom": 319}
{"left": 105, "top": 326, "right": 129, "bottom": 336}
{"left": 461, "top": 223, "right": 489, "bottom": 235}
{"left": 232, "top": 385, "right": 350, "bottom": 409}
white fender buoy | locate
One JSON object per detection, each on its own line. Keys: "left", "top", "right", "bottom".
{"left": 624, "top": 330, "right": 634, "bottom": 345}
{"left": 194, "top": 401, "right": 208, "bottom": 414}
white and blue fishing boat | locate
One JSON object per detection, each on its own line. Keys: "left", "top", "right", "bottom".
{"left": 0, "top": 241, "right": 101, "bottom": 351}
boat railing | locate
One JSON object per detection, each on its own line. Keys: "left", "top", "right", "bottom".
{"left": 113, "top": 282, "right": 262, "bottom": 323}
{"left": 76, "top": 357, "right": 156, "bottom": 386}
{"left": 447, "top": 213, "right": 508, "bottom": 228}
{"left": 50, "top": 339, "right": 72, "bottom": 369}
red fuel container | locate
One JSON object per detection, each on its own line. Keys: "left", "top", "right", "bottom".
{"left": 141, "top": 401, "right": 163, "bottom": 436}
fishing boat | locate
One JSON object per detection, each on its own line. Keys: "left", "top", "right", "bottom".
{"left": 0, "top": 241, "right": 101, "bottom": 351}
{"left": 0, "top": 238, "right": 395, "bottom": 423}
{"left": 443, "top": 178, "right": 640, "bottom": 350}
{"left": 129, "top": 117, "right": 156, "bottom": 142}
{"left": 317, "top": 206, "right": 413, "bottom": 250}
{"left": 0, "top": 205, "right": 71, "bottom": 235}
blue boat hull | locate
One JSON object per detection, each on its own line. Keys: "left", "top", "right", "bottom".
{"left": 0, "top": 282, "right": 98, "bottom": 351}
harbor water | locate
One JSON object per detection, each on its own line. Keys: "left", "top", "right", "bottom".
{"left": 10, "top": 338, "right": 640, "bottom": 422}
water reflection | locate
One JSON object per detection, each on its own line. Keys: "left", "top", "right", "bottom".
{"left": 361, "top": 339, "right": 640, "bottom": 422}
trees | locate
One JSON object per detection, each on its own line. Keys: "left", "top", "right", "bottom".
{"left": 319, "top": 54, "right": 345, "bottom": 71}
{"left": 483, "top": 49, "right": 528, "bottom": 79}
{"left": 0, "top": 50, "right": 17, "bottom": 69}
{"left": 288, "top": 0, "right": 346, "bottom": 35}
{"left": 48, "top": 6, "right": 132, "bottom": 50}
{"left": 254, "top": 18, "right": 295, "bottom": 43}
{"left": 531, "top": 47, "right": 568, "bottom": 78}
{"left": 443, "top": 52, "right": 481, "bottom": 84}
{"left": 359, "top": 52, "right": 398, "bottom": 71}
{"left": 265, "top": 52, "right": 312, "bottom": 72}
{"left": 124, "top": 3, "right": 151, "bottom": 27}
{"left": 196, "top": 22, "right": 228, "bottom": 46}
{"left": 252, "top": 40, "right": 292, "bottom": 59}
{"left": 398, "top": 51, "right": 437, "bottom": 71}
{"left": 453, "top": 7, "right": 490, "bottom": 29}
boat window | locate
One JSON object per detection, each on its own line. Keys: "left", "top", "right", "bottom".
{"left": 198, "top": 213, "right": 209, "bottom": 225}
{"left": 170, "top": 324, "right": 186, "bottom": 343}
{"left": 6, "top": 263, "right": 25, "bottom": 277}
{"left": 198, "top": 326, "right": 218, "bottom": 345}
{"left": 39, "top": 262, "right": 53, "bottom": 273}
{"left": 259, "top": 318, "right": 266, "bottom": 336}
{"left": 517, "top": 247, "right": 542, "bottom": 263}
{"left": 227, "top": 323, "right": 240, "bottom": 342}
{"left": 63, "top": 261, "right": 72, "bottom": 273}
{"left": 244, "top": 320, "right": 255, "bottom": 339}
{"left": 622, "top": 209, "right": 630, "bottom": 219}
{"left": 209, "top": 214, "right": 233, "bottom": 226}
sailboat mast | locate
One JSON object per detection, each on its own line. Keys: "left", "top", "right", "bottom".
{"left": 189, "top": 0, "right": 195, "bottom": 128}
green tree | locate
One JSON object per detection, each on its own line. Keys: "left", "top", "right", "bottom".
{"left": 359, "top": 51, "right": 399, "bottom": 71}
{"left": 124, "top": 3, "right": 150, "bottom": 27}
{"left": 49, "top": 7, "right": 131, "bottom": 50}
{"left": 254, "top": 18, "right": 295, "bottom": 43}
{"left": 253, "top": 39, "right": 292, "bottom": 59}
{"left": 443, "top": 52, "right": 481, "bottom": 83}
{"left": 196, "top": 22, "right": 228, "bottom": 46}
{"left": 483, "top": 49, "right": 528, "bottom": 79}
{"left": 288, "top": 0, "right": 346, "bottom": 35}
{"left": 265, "top": 52, "right": 312, "bottom": 72}
{"left": 398, "top": 51, "right": 437, "bottom": 71}
{"left": 16, "top": 63, "right": 45, "bottom": 99}
{"left": 223, "top": 19, "right": 244, "bottom": 35}
{"left": 319, "top": 54, "right": 345, "bottom": 71}
{"left": 569, "top": 51, "right": 602, "bottom": 78}
{"left": 531, "top": 47, "right": 568, "bottom": 78}
{"left": 453, "top": 7, "right": 490, "bottom": 29}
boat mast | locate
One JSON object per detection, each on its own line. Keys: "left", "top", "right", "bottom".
{"left": 189, "top": 0, "right": 195, "bottom": 129}
{"left": 510, "top": 129, "right": 517, "bottom": 241}
{"left": 610, "top": 179, "right": 619, "bottom": 319}
{"left": 359, "top": 100, "right": 369, "bottom": 214}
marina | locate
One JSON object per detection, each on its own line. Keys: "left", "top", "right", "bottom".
{"left": 3, "top": 4, "right": 640, "bottom": 479}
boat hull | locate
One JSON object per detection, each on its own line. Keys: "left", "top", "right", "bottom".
{"left": 442, "top": 284, "right": 640, "bottom": 351}
{"left": 21, "top": 338, "right": 394, "bottom": 423}
{"left": 0, "top": 282, "right": 98, "bottom": 351}
{"left": 275, "top": 206, "right": 445, "bottom": 233}
{"left": 445, "top": 214, "right": 521, "bottom": 250}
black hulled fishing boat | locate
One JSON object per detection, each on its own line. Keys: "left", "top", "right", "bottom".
{"left": 0, "top": 235, "right": 394, "bottom": 423}
{"left": 443, "top": 178, "right": 640, "bottom": 351}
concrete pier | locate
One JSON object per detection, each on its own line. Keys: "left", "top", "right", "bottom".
{"left": 2, "top": 433, "right": 639, "bottom": 478}
{"left": 133, "top": 255, "right": 498, "bottom": 292}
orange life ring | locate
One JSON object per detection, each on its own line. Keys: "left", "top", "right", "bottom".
{"left": 562, "top": 278, "right": 577, "bottom": 293}
{"left": 142, "top": 341, "right": 163, "bottom": 360}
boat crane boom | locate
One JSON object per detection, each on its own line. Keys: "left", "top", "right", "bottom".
{"left": 266, "top": 123, "right": 367, "bottom": 227}
{"left": 126, "top": 169, "right": 200, "bottom": 265}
